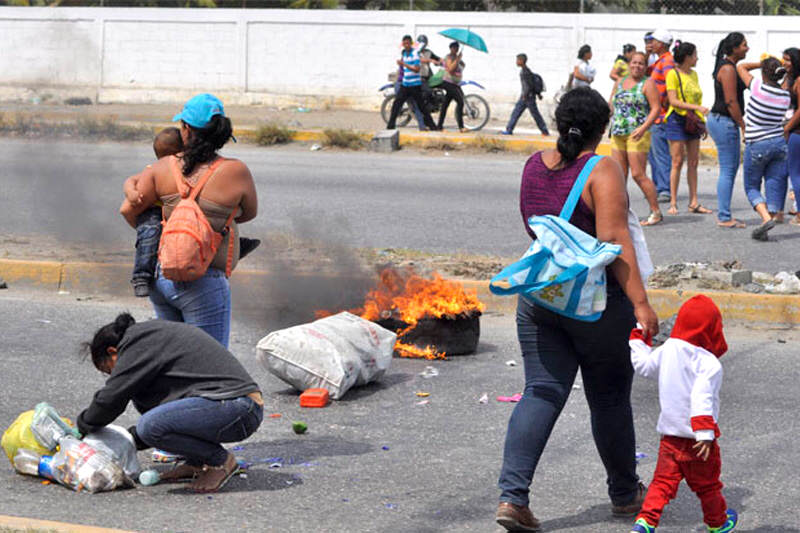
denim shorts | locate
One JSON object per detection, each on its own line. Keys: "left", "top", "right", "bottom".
{"left": 665, "top": 113, "right": 702, "bottom": 142}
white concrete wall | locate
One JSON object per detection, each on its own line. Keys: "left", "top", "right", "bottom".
{"left": 1, "top": 7, "right": 798, "bottom": 116}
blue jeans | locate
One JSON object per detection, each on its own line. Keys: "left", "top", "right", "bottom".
{"left": 789, "top": 132, "right": 800, "bottom": 212}
{"left": 649, "top": 122, "right": 672, "bottom": 194}
{"left": 744, "top": 136, "right": 788, "bottom": 212}
{"left": 149, "top": 265, "right": 231, "bottom": 347}
{"left": 394, "top": 80, "right": 426, "bottom": 130}
{"left": 137, "top": 396, "right": 262, "bottom": 466}
{"left": 132, "top": 207, "right": 162, "bottom": 283}
{"left": 707, "top": 114, "right": 741, "bottom": 222}
{"left": 505, "top": 96, "right": 549, "bottom": 135}
{"left": 498, "top": 289, "right": 639, "bottom": 507}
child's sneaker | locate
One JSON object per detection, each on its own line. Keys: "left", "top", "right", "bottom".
{"left": 707, "top": 509, "right": 738, "bottom": 533}
{"left": 152, "top": 449, "right": 185, "bottom": 463}
{"left": 630, "top": 517, "right": 656, "bottom": 533}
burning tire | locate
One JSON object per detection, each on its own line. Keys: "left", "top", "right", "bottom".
{"left": 377, "top": 312, "right": 481, "bottom": 356}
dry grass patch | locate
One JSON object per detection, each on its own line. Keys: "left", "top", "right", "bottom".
{"left": 255, "top": 121, "right": 294, "bottom": 146}
{"left": 474, "top": 134, "right": 508, "bottom": 153}
{"left": 321, "top": 128, "right": 365, "bottom": 149}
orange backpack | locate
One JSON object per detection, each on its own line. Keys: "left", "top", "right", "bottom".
{"left": 158, "top": 157, "right": 236, "bottom": 282}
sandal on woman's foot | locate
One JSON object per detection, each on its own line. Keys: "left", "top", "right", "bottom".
{"left": 790, "top": 216, "right": 800, "bottom": 226}
{"left": 667, "top": 206, "right": 679, "bottom": 215}
{"left": 160, "top": 463, "right": 203, "bottom": 483}
{"left": 751, "top": 219, "right": 776, "bottom": 241}
{"left": 640, "top": 211, "right": 663, "bottom": 226}
{"left": 688, "top": 203, "right": 713, "bottom": 214}
{"left": 191, "top": 453, "right": 239, "bottom": 493}
{"left": 717, "top": 219, "right": 746, "bottom": 229}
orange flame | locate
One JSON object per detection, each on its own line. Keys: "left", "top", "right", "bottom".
{"left": 316, "top": 266, "right": 484, "bottom": 358}
{"left": 394, "top": 342, "right": 446, "bottom": 360}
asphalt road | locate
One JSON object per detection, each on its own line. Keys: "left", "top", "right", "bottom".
{"left": 1, "top": 138, "right": 798, "bottom": 274}
{"left": 0, "top": 289, "right": 798, "bottom": 532}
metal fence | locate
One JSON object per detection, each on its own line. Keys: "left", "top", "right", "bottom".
{"left": 2, "top": 0, "right": 799, "bottom": 14}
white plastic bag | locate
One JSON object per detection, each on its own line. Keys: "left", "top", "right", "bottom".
{"left": 82, "top": 425, "right": 141, "bottom": 478}
{"left": 256, "top": 312, "right": 396, "bottom": 400}
{"left": 628, "top": 208, "right": 654, "bottom": 282}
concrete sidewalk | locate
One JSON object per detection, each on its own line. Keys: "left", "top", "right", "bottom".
{"left": 0, "top": 101, "right": 720, "bottom": 157}
{"left": 2, "top": 258, "right": 797, "bottom": 325}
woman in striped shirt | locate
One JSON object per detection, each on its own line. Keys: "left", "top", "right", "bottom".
{"left": 737, "top": 57, "right": 791, "bottom": 241}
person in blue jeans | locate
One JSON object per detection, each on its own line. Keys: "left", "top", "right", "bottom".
{"left": 707, "top": 33, "right": 749, "bottom": 229}
{"left": 782, "top": 47, "right": 800, "bottom": 225}
{"left": 78, "top": 313, "right": 263, "bottom": 493}
{"left": 120, "top": 94, "right": 259, "bottom": 348}
{"left": 124, "top": 128, "right": 260, "bottom": 298}
{"left": 737, "top": 58, "right": 791, "bottom": 241}
{"left": 496, "top": 88, "right": 659, "bottom": 532}
{"left": 501, "top": 53, "right": 550, "bottom": 136}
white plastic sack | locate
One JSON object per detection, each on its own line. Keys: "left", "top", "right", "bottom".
{"left": 256, "top": 312, "right": 396, "bottom": 400}
{"left": 82, "top": 425, "right": 141, "bottom": 478}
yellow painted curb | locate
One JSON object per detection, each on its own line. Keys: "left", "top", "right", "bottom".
{"left": 0, "top": 258, "right": 62, "bottom": 290}
{"left": 3, "top": 259, "right": 795, "bottom": 323}
{"left": 0, "top": 514, "right": 135, "bottom": 533}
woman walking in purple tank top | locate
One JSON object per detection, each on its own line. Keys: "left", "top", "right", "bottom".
{"left": 495, "top": 87, "right": 659, "bottom": 532}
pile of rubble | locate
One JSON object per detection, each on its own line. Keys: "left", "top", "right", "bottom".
{"left": 648, "top": 261, "right": 800, "bottom": 295}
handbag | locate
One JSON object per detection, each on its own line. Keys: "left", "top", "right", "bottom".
{"left": 676, "top": 70, "right": 707, "bottom": 138}
{"left": 489, "top": 155, "right": 622, "bottom": 322}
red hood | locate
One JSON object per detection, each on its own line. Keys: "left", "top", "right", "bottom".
{"left": 670, "top": 295, "right": 727, "bottom": 358}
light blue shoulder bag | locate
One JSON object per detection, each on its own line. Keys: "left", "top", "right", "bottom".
{"left": 489, "top": 155, "right": 622, "bottom": 321}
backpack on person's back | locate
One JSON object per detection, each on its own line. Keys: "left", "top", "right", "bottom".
{"left": 531, "top": 72, "right": 545, "bottom": 96}
{"left": 158, "top": 157, "right": 236, "bottom": 282}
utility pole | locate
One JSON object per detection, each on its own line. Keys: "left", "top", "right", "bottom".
{"left": 579, "top": 0, "right": 584, "bottom": 13}
{"left": 759, "top": 0, "right": 764, "bottom": 15}
{"left": 409, "top": 0, "right": 414, "bottom": 9}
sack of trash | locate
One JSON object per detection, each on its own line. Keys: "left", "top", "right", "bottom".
{"left": 256, "top": 312, "right": 396, "bottom": 400}
{"left": 82, "top": 425, "right": 141, "bottom": 478}
{"left": 1, "top": 407, "right": 76, "bottom": 465}
{"left": 6, "top": 403, "right": 133, "bottom": 493}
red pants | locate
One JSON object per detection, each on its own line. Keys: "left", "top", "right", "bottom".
{"left": 637, "top": 435, "right": 727, "bottom": 528}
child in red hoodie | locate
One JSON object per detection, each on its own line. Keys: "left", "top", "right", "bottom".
{"left": 628, "top": 295, "right": 737, "bottom": 533}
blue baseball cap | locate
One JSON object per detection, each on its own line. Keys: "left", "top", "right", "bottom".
{"left": 172, "top": 93, "right": 226, "bottom": 129}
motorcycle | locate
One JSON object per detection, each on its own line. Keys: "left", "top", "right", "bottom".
{"left": 379, "top": 71, "right": 491, "bottom": 131}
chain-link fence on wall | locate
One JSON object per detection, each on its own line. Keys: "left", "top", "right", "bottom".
{"left": 2, "top": 0, "right": 799, "bottom": 14}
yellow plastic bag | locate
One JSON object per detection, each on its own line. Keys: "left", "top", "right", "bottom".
{"left": 1, "top": 410, "right": 73, "bottom": 465}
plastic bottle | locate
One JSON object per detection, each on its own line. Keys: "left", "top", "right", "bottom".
{"left": 138, "top": 469, "right": 160, "bottom": 486}
{"left": 12, "top": 449, "right": 55, "bottom": 479}
{"left": 29, "top": 402, "right": 81, "bottom": 451}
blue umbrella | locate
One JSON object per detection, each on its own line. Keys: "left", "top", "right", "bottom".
{"left": 438, "top": 28, "right": 488, "bottom": 53}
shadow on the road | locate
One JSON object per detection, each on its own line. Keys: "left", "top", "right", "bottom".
{"left": 338, "top": 371, "right": 415, "bottom": 402}
{"left": 269, "top": 371, "right": 414, "bottom": 402}
{"left": 165, "top": 469, "right": 303, "bottom": 495}
{"left": 476, "top": 341, "right": 500, "bottom": 354}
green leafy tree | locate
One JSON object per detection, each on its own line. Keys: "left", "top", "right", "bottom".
{"left": 289, "top": 0, "right": 338, "bottom": 6}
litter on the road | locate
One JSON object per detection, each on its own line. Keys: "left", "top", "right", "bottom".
{"left": 416, "top": 399, "right": 429, "bottom": 406}
{"left": 310, "top": 143, "right": 322, "bottom": 151}
{"left": 415, "top": 392, "right": 430, "bottom": 397}
{"left": 139, "top": 469, "right": 160, "bottom": 486}
{"left": 497, "top": 393, "right": 523, "bottom": 403}
{"left": 257, "top": 312, "right": 395, "bottom": 400}
{"left": 505, "top": 360, "right": 518, "bottom": 367}
{"left": 292, "top": 421, "right": 308, "bottom": 435}
{"left": 478, "top": 393, "right": 489, "bottom": 404}
{"left": 0, "top": 277, "right": 7, "bottom": 289}
{"left": 300, "top": 388, "right": 331, "bottom": 408}
{"left": 420, "top": 366, "right": 439, "bottom": 378}
{"left": 268, "top": 413, "right": 282, "bottom": 418}
{"left": 382, "top": 446, "right": 390, "bottom": 451}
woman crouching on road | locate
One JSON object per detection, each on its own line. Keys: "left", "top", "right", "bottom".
{"left": 77, "top": 313, "right": 264, "bottom": 493}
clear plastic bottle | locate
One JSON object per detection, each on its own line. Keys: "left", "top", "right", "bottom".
{"left": 12, "top": 448, "right": 56, "bottom": 480}
{"left": 13, "top": 448, "right": 43, "bottom": 476}
{"left": 29, "top": 402, "right": 80, "bottom": 451}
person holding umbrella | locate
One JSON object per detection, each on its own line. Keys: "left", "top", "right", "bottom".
{"left": 437, "top": 41, "right": 467, "bottom": 132}
{"left": 387, "top": 35, "right": 436, "bottom": 131}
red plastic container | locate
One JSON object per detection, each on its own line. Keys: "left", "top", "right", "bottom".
{"left": 300, "top": 388, "right": 330, "bottom": 408}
